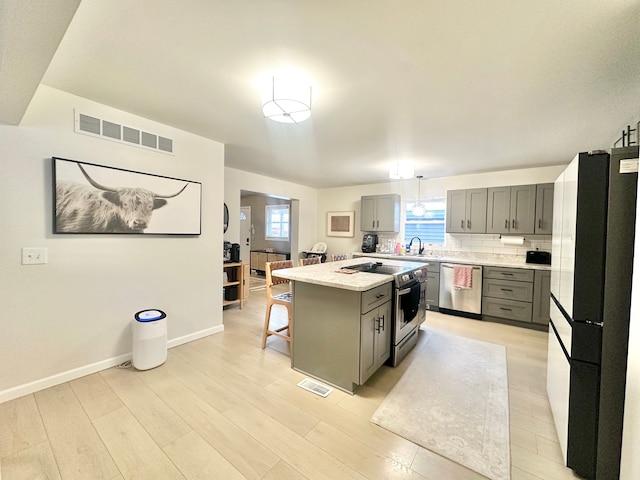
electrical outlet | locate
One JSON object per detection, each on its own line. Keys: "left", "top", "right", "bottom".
{"left": 22, "top": 247, "right": 48, "bottom": 265}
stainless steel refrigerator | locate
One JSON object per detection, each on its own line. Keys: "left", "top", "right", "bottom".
{"left": 547, "top": 146, "right": 639, "bottom": 479}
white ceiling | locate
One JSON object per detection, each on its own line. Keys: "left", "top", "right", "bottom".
{"left": 3, "top": 0, "right": 640, "bottom": 188}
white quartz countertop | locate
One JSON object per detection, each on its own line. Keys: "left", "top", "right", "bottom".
{"left": 353, "top": 252, "right": 551, "bottom": 271}
{"left": 274, "top": 258, "right": 429, "bottom": 292}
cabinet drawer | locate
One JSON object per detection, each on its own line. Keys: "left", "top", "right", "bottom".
{"left": 483, "top": 278, "right": 533, "bottom": 302}
{"left": 483, "top": 266, "right": 534, "bottom": 282}
{"left": 482, "top": 297, "right": 532, "bottom": 322}
{"left": 361, "top": 283, "right": 392, "bottom": 314}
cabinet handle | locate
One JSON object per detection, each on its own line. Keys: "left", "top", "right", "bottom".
{"left": 380, "top": 314, "right": 385, "bottom": 331}
{"left": 461, "top": 220, "right": 464, "bottom": 228}
{"left": 372, "top": 220, "right": 375, "bottom": 228}
{"left": 501, "top": 272, "right": 514, "bottom": 276}
{"left": 505, "top": 219, "right": 508, "bottom": 229}
{"left": 512, "top": 219, "right": 515, "bottom": 229}
{"left": 538, "top": 219, "right": 542, "bottom": 229}
{"left": 375, "top": 293, "right": 385, "bottom": 299}
{"left": 499, "top": 307, "right": 512, "bottom": 311}
{"left": 500, "top": 288, "right": 513, "bottom": 292}
{"left": 376, "top": 220, "right": 379, "bottom": 228}
{"left": 375, "top": 317, "right": 381, "bottom": 333}
{"left": 467, "top": 220, "right": 471, "bottom": 229}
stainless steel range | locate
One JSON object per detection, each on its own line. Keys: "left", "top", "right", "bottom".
{"left": 341, "top": 261, "right": 427, "bottom": 366}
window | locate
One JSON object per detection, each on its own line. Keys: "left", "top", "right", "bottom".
{"left": 404, "top": 198, "right": 445, "bottom": 246}
{"left": 265, "top": 204, "right": 289, "bottom": 241}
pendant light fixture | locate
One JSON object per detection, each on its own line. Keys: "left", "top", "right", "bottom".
{"left": 411, "top": 175, "right": 426, "bottom": 216}
{"left": 262, "top": 76, "right": 312, "bottom": 124}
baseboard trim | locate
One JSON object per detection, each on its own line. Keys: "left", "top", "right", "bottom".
{"left": 0, "top": 324, "right": 224, "bottom": 404}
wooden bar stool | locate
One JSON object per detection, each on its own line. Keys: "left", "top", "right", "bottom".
{"left": 262, "top": 260, "right": 294, "bottom": 348}
{"left": 299, "top": 256, "right": 321, "bottom": 266}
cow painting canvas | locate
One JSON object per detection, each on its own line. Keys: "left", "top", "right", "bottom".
{"left": 53, "top": 158, "right": 202, "bottom": 235}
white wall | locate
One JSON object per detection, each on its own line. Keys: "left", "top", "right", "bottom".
{"left": 316, "top": 165, "right": 565, "bottom": 257}
{"left": 0, "top": 86, "right": 225, "bottom": 402}
{"left": 224, "top": 167, "right": 318, "bottom": 260}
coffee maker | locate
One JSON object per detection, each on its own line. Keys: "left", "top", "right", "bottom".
{"left": 223, "top": 241, "right": 232, "bottom": 263}
{"left": 361, "top": 234, "right": 378, "bottom": 253}
{"left": 224, "top": 242, "right": 241, "bottom": 263}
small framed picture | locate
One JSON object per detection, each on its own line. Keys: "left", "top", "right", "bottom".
{"left": 326, "top": 211, "right": 355, "bottom": 237}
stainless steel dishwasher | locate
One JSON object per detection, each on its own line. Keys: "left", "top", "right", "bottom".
{"left": 438, "top": 263, "right": 483, "bottom": 318}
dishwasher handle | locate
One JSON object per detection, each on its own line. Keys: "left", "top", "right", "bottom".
{"left": 441, "top": 263, "right": 482, "bottom": 270}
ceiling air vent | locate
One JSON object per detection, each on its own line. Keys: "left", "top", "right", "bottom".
{"left": 102, "top": 121, "right": 121, "bottom": 140}
{"left": 78, "top": 114, "right": 100, "bottom": 135}
{"left": 123, "top": 126, "right": 140, "bottom": 144}
{"left": 158, "top": 137, "right": 173, "bottom": 153}
{"left": 74, "top": 110, "right": 173, "bottom": 155}
{"left": 141, "top": 131, "right": 157, "bottom": 149}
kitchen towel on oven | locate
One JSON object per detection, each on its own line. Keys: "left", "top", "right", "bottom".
{"left": 401, "top": 282, "right": 421, "bottom": 320}
{"left": 453, "top": 265, "right": 473, "bottom": 289}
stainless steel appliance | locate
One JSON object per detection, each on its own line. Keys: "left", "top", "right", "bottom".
{"left": 341, "top": 261, "right": 426, "bottom": 365}
{"left": 526, "top": 250, "right": 551, "bottom": 265}
{"left": 230, "top": 243, "right": 240, "bottom": 262}
{"left": 223, "top": 241, "right": 232, "bottom": 263}
{"left": 547, "top": 147, "right": 638, "bottom": 479}
{"left": 361, "top": 234, "right": 378, "bottom": 253}
{"left": 438, "top": 263, "right": 483, "bottom": 317}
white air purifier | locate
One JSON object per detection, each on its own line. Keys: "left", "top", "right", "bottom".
{"left": 132, "top": 309, "right": 167, "bottom": 370}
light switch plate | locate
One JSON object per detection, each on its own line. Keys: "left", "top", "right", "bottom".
{"left": 22, "top": 247, "right": 47, "bottom": 265}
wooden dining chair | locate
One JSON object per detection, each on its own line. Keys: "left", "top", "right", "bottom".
{"left": 262, "top": 260, "right": 294, "bottom": 348}
{"left": 330, "top": 254, "right": 348, "bottom": 262}
{"left": 299, "top": 256, "right": 321, "bottom": 266}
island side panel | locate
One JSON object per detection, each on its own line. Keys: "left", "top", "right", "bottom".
{"left": 291, "top": 281, "right": 362, "bottom": 393}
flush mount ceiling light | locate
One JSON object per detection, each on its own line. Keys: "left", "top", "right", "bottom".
{"left": 412, "top": 175, "right": 426, "bottom": 216}
{"left": 388, "top": 161, "right": 415, "bottom": 179}
{"left": 262, "top": 76, "right": 312, "bottom": 124}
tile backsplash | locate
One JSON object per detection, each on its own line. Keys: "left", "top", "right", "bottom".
{"left": 377, "top": 233, "right": 552, "bottom": 263}
{"left": 444, "top": 234, "right": 552, "bottom": 256}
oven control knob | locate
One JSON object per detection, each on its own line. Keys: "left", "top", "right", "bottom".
{"left": 401, "top": 274, "right": 409, "bottom": 282}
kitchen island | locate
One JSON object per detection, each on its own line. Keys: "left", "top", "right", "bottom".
{"left": 275, "top": 257, "right": 425, "bottom": 394}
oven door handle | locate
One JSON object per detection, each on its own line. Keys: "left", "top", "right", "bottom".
{"left": 397, "top": 280, "right": 419, "bottom": 296}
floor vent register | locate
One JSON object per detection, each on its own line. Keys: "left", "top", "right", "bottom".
{"left": 297, "top": 378, "right": 333, "bottom": 397}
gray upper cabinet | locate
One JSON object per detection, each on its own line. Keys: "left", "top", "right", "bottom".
{"left": 446, "top": 188, "right": 487, "bottom": 233}
{"left": 486, "top": 185, "right": 536, "bottom": 234}
{"left": 535, "top": 183, "right": 554, "bottom": 234}
{"left": 360, "top": 194, "right": 400, "bottom": 232}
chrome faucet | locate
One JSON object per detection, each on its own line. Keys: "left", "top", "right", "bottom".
{"left": 409, "top": 236, "right": 424, "bottom": 254}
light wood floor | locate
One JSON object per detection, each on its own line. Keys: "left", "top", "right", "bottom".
{"left": 0, "top": 290, "right": 582, "bottom": 480}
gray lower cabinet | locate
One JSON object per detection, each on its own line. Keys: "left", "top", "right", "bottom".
{"left": 532, "top": 270, "right": 551, "bottom": 325}
{"left": 360, "top": 299, "right": 391, "bottom": 385}
{"left": 291, "top": 280, "right": 392, "bottom": 393}
{"left": 482, "top": 267, "right": 535, "bottom": 323}
{"left": 425, "top": 262, "right": 440, "bottom": 310}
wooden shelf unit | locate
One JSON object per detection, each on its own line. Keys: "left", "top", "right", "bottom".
{"left": 223, "top": 262, "right": 247, "bottom": 309}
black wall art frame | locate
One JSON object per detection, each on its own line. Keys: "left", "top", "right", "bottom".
{"left": 53, "top": 157, "right": 202, "bottom": 235}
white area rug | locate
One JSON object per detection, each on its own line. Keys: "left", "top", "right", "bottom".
{"left": 371, "top": 330, "right": 510, "bottom": 480}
